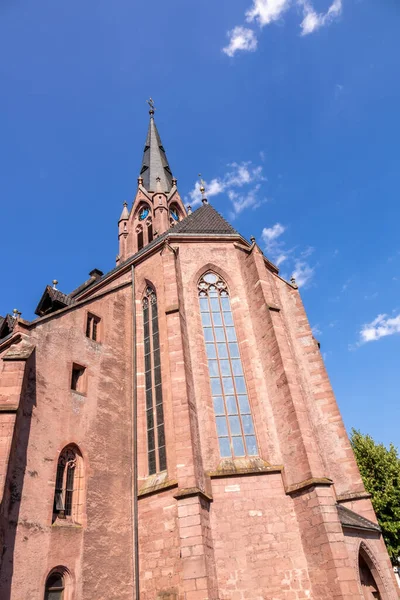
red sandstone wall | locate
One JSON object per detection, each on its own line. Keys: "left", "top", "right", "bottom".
{"left": 0, "top": 287, "right": 135, "bottom": 600}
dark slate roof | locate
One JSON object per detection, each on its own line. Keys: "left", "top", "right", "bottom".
{"left": 337, "top": 504, "right": 381, "bottom": 532}
{"left": 35, "top": 285, "right": 75, "bottom": 317}
{"left": 140, "top": 116, "right": 173, "bottom": 193}
{"left": 170, "top": 202, "right": 239, "bottom": 235}
{"left": 0, "top": 314, "right": 15, "bottom": 340}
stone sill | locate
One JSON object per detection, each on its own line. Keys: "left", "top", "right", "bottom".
{"left": 208, "top": 457, "right": 283, "bottom": 479}
{"left": 138, "top": 472, "right": 178, "bottom": 498}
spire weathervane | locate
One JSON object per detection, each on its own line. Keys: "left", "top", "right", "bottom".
{"left": 198, "top": 173, "right": 208, "bottom": 204}
{"left": 147, "top": 97, "right": 155, "bottom": 116}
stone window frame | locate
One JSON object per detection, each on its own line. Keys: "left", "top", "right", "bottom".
{"left": 70, "top": 362, "right": 87, "bottom": 395}
{"left": 135, "top": 202, "right": 153, "bottom": 249}
{"left": 85, "top": 311, "right": 101, "bottom": 342}
{"left": 143, "top": 285, "right": 167, "bottom": 475}
{"left": 52, "top": 444, "right": 85, "bottom": 526}
{"left": 44, "top": 566, "right": 73, "bottom": 600}
{"left": 198, "top": 270, "right": 258, "bottom": 459}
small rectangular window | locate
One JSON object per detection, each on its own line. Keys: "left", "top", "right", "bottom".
{"left": 86, "top": 313, "right": 101, "bottom": 341}
{"left": 71, "top": 363, "right": 86, "bottom": 393}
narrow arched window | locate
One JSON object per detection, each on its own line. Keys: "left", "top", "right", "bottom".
{"left": 137, "top": 228, "right": 144, "bottom": 251}
{"left": 199, "top": 272, "right": 258, "bottom": 458}
{"left": 143, "top": 287, "right": 166, "bottom": 475}
{"left": 53, "top": 445, "right": 84, "bottom": 524}
{"left": 147, "top": 222, "right": 153, "bottom": 244}
{"left": 44, "top": 571, "right": 64, "bottom": 600}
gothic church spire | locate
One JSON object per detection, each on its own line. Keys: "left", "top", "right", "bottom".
{"left": 139, "top": 100, "right": 173, "bottom": 193}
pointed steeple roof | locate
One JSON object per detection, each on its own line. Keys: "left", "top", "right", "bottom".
{"left": 139, "top": 112, "right": 173, "bottom": 193}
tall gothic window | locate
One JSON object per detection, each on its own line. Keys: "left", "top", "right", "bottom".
{"left": 52, "top": 445, "right": 84, "bottom": 524}
{"left": 198, "top": 272, "right": 258, "bottom": 458}
{"left": 143, "top": 287, "right": 166, "bottom": 475}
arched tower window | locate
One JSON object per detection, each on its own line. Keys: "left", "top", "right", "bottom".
{"left": 44, "top": 571, "right": 65, "bottom": 600}
{"left": 147, "top": 220, "right": 153, "bottom": 244}
{"left": 137, "top": 226, "right": 144, "bottom": 251}
{"left": 198, "top": 272, "right": 258, "bottom": 458}
{"left": 52, "top": 445, "right": 84, "bottom": 524}
{"left": 169, "top": 203, "right": 180, "bottom": 226}
{"left": 143, "top": 286, "right": 166, "bottom": 475}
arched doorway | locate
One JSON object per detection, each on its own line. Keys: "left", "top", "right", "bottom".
{"left": 359, "top": 551, "right": 383, "bottom": 599}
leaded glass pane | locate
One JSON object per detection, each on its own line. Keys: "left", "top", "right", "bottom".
{"left": 235, "top": 377, "right": 246, "bottom": 394}
{"left": 223, "top": 312, "right": 234, "bottom": 326}
{"left": 213, "top": 397, "right": 225, "bottom": 415}
{"left": 217, "top": 343, "right": 228, "bottom": 359}
{"left": 218, "top": 437, "right": 231, "bottom": 458}
{"left": 206, "top": 344, "right": 217, "bottom": 359}
{"left": 229, "top": 415, "right": 241, "bottom": 436}
{"left": 214, "top": 328, "right": 225, "bottom": 342}
{"left": 216, "top": 416, "right": 228, "bottom": 436}
{"left": 232, "top": 436, "right": 245, "bottom": 456}
{"left": 245, "top": 436, "right": 258, "bottom": 455}
{"left": 219, "top": 359, "right": 231, "bottom": 376}
{"left": 221, "top": 297, "right": 231, "bottom": 311}
{"left": 231, "top": 359, "right": 243, "bottom": 376}
{"left": 199, "top": 298, "right": 209, "bottom": 312}
{"left": 198, "top": 271, "right": 258, "bottom": 459}
{"left": 222, "top": 377, "right": 234, "bottom": 394}
{"left": 201, "top": 313, "right": 212, "bottom": 327}
{"left": 204, "top": 328, "right": 214, "bottom": 342}
{"left": 238, "top": 395, "right": 250, "bottom": 413}
{"left": 226, "top": 396, "right": 238, "bottom": 415}
{"left": 208, "top": 360, "right": 219, "bottom": 377}
{"left": 242, "top": 414, "right": 255, "bottom": 434}
{"left": 212, "top": 312, "right": 223, "bottom": 327}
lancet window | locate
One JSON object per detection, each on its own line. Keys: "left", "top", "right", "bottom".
{"left": 52, "top": 445, "right": 84, "bottom": 524}
{"left": 198, "top": 272, "right": 258, "bottom": 458}
{"left": 143, "top": 287, "right": 166, "bottom": 475}
{"left": 44, "top": 571, "right": 65, "bottom": 600}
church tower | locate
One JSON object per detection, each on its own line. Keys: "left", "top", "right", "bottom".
{"left": 0, "top": 104, "right": 398, "bottom": 600}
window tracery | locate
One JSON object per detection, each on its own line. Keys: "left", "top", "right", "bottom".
{"left": 52, "top": 445, "right": 84, "bottom": 524}
{"left": 198, "top": 272, "right": 258, "bottom": 458}
{"left": 143, "top": 287, "right": 166, "bottom": 474}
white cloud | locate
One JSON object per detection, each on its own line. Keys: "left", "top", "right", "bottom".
{"left": 222, "top": 27, "right": 258, "bottom": 57}
{"left": 223, "top": 0, "right": 343, "bottom": 55}
{"left": 292, "top": 259, "right": 315, "bottom": 288}
{"left": 187, "top": 161, "right": 266, "bottom": 213}
{"left": 261, "top": 222, "right": 316, "bottom": 287}
{"left": 359, "top": 313, "right": 400, "bottom": 345}
{"left": 311, "top": 324, "right": 322, "bottom": 336}
{"left": 246, "top": 0, "right": 291, "bottom": 26}
{"left": 300, "top": 0, "right": 342, "bottom": 35}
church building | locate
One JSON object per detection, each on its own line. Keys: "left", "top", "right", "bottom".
{"left": 0, "top": 104, "right": 398, "bottom": 600}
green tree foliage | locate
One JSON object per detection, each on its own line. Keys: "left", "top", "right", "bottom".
{"left": 351, "top": 429, "right": 400, "bottom": 563}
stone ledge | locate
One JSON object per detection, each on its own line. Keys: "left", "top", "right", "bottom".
{"left": 165, "top": 304, "right": 179, "bottom": 315}
{"left": 285, "top": 477, "right": 333, "bottom": 496}
{"left": 268, "top": 304, "right": 281, "bottom": 312}
{"left": 208, "top": 457, "right": 283, "bottom": 479}
{"left": 0, "top": 404, "right": 18, "bottom": 413}
{"left": 138, "top": 472, "right": 178, "bottom": 498}
{"left": 173, "top": 487, "right": 213, "bottom": 502}
{"left": 337, "top": 490, "right": 372, "bottom": 502}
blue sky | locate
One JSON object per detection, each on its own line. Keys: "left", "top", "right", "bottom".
{"left": 1, "top": 0, "right": 399, "bottom": 447}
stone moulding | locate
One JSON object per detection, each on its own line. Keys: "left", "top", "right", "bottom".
{"left": 138, "top": 474, "right": 178, "bottom": 499}
{"left": 207, "top": 457, "right": 283, "bottom": 479}
{"left": 285, "top": 477, "right": 333, "bottom": 496}
{"left": 173, "top": 487, "right": 213, "bottom": 503}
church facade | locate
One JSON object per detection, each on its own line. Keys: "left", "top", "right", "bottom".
{"left": 0, "top": 107, "right": 398, "bottom": 600}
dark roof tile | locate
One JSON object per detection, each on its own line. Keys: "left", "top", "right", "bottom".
{"left": 337, "top": 504, "right": 381, "bottom": 532}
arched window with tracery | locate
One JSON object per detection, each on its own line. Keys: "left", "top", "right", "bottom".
{"left": 198, "top": 271, "right": 258, "bottom": 458}
{"left": 143, "top": 286, "right": 166, "bottom": 475}
{"left": 52, "top": 445, "right": 84, "bottom": 524}
{"left": 44, "top": 571, "right": 65, "bottom": 600}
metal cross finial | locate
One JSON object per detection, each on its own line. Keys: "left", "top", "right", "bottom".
{"left": 198, "top": 173, "right": 208, "bottom": 204}
{"left": 147, "top": 97, "right": 156, "bottom": 115}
